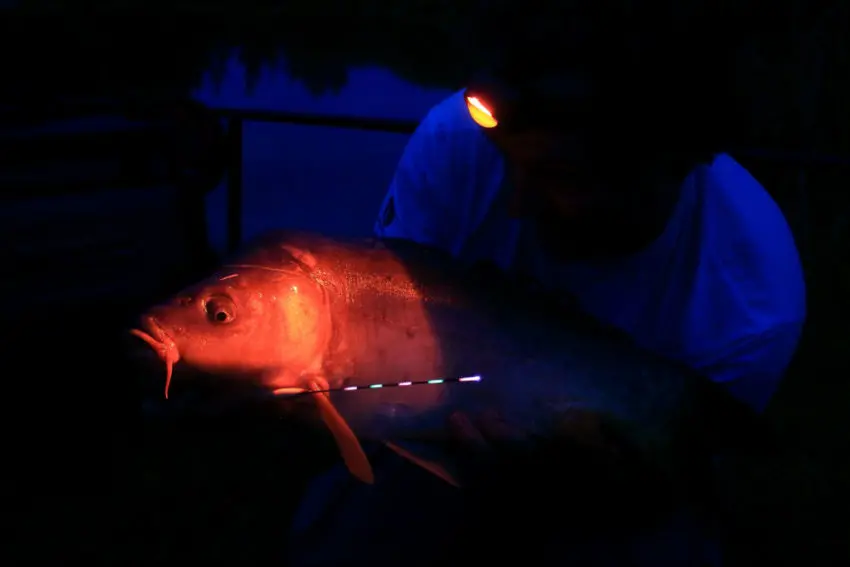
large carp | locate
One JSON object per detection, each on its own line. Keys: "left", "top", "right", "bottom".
{"left": 129, "top": 230, "right": 838, "bottom": 564}
{"left": 129, "top": 230, "right": 767, "bottom": 490}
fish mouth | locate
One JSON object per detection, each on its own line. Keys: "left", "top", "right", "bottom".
{"left": 129, "top": 316, "right": 181, "bottom": 400}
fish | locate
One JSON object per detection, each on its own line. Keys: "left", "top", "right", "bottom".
{"left": 128, "top": 229, "right": 834, "bottom": 561}
{"left": 129, "top": 230, "right": 767, "bottom": 484}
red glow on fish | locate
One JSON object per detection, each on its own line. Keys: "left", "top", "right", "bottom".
{"left": 164, "top": 358, "right": 173, "bottom": 399}
{"left": 129, "top": 324, "right": 180, "bottom": 399}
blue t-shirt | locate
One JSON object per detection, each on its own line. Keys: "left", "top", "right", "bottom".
{"left": 375, "top": 90, "right": 806, "bottom": 412}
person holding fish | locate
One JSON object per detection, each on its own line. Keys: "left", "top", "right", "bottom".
{"left": 286, "top": 13, "right": 806, "bottom": 567}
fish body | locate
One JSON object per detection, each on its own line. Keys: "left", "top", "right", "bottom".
{"left": 132, "top": 230, "right": 762, "bottom": 487}
{"left": 131, "top": 230, "right": 837, "bottom": 563}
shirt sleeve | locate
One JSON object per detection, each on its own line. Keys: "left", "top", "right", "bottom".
{"left": 373, "top": 112, "right": 469, "bottom": 254}
{"left": 699, "top": 321, "right": 804, "bottom": 413}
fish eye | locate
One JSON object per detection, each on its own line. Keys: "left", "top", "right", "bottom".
{"left": 204, "top": 296, "right": 235, "bottom": 324}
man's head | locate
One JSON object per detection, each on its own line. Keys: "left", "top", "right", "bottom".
{"left": 463, "top": 30, "right": 731, "bottom": 260}
{"left": 466, "top": 67, "right": 603, "bottom": 217}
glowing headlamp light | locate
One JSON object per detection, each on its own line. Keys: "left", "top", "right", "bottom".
{"left": 465, "top": 95, "right": 499, "bottom": 129}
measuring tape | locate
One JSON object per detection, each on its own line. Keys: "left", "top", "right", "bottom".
{"left": 340, "top": 374, "right": 481, "bottom": 392}
{"left": 273, "top": 375, "right": 481, "bottom": 397}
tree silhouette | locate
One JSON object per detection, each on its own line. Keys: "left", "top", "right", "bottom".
{"left": 1, "top": 0, "right": 845, "bottom": 152}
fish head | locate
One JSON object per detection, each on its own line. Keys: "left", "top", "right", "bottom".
{"left": 130, "top": 257, "right": 333, "bottom": 399}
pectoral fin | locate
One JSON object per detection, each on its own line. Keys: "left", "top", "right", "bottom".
{"left": 385, "top": 441, "right": 461, "bottom": 488}
{"left": 311, "top": 385, "right": 375, "bottom": 484}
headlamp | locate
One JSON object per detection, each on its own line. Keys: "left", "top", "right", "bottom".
{"left": 463, "top": 78, "right": 543, "bottom": 134}
{"left": 464, "top": 94, "right": 498, "bottom": 129}
{"left": 465, "top": 58, "right": 595, "bottom": 135}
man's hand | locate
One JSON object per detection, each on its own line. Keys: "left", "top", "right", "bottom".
{"left": 446, "top": 409, "right": 549, "bottom": 490}
{"left": 446, "top": 406, "right": 617, "bottom": 468}
{"left": 448, "top": 409, "right": 531, "bottom": 453}
{"left": 444, "top": 407, "right": 678, "bottom": 540}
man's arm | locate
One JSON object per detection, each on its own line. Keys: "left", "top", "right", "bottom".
{"left": 374, "top": 113, "right": 469, "bottom": 254}
{"left": 375, "top": 90, "right": 505, "bottom": 257}
{"left": 701, "top": 321, "right": 804, "bottom": 412}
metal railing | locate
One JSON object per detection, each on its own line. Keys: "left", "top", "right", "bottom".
{"left": 212, "top": 106, "right": 849, "bottom": 256}
{"left": 214, "top": 108, "right": 421, "bottom": 252}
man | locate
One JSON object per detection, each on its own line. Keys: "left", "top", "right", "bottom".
{"left": 288, "top": 45, "right": 806, "bottom": 566}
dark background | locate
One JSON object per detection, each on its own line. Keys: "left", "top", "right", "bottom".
{"left": 2, "top": 1, "right": 848, "bottom": 563}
